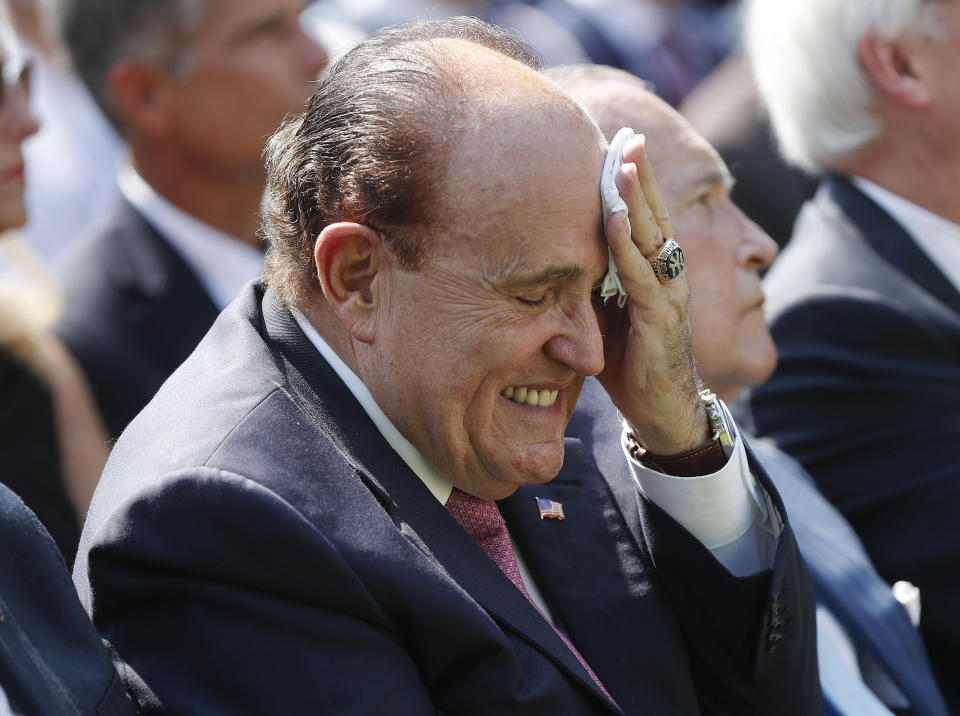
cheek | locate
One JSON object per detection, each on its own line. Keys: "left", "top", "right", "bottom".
{"left": 688, "top": 271, "right": 736, "bottom": 333}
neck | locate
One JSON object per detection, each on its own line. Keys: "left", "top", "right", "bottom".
{"left": 130, "top": 148, "right": 265, "bottom": 246}
{"left": 299, "top": 299, "right": 361, "bottom": 376}
{"left": 840, "top": 129, "right": 960, "bottom": 226}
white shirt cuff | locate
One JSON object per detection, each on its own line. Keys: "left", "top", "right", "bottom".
{"left": 624, "top": 402, "right": 782, "bottom": 576}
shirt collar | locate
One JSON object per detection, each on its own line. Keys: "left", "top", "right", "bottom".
{"left": 851, "top": 176, "right": 960, "bottom": 294}
{"left": 118, "top": 165, "right": 264, "bottom": 310}
{"left": 291, "top": 308, "right": 454, "bottom": 505}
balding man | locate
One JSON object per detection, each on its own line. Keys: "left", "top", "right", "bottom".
{"left": 74, "top": 19, "right": 819, "bottom": 714}
{"left": 555, "top": 63, "right": 950, "bottom": 716}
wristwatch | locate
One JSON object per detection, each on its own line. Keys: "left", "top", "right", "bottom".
{"left": 700, "top": 388, "right": 734, "bottom": 448}
{"left": 624, "top": 388, "right": 734, "bottom": 476}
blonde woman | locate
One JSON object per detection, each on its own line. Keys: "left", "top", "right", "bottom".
{"left": 0, "top": 6, "right": 108, "bottom": 566}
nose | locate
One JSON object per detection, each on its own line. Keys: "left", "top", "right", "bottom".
{"left": 735, "top": 208, "right": 778, "bottom": 271}
{"left": 1, "top": 87, "right": 38, "bottom": 142}
{"left": 543, "top": 297, "right": 606, "bottom": 377}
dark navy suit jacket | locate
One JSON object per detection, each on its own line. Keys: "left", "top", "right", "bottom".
{"left": 54, "top": 196, "right": 220, "bottom": 439}
{"left": 750, "top": 439, "right": 949, "bottom": 716}
{"left": 75, "top": 283, "right": 820, "bottom": 714}
{"left": 741, "top": 176, "right": 960, "bottom": 711}
{"left": 0, "top": 483, "right": 134, "bottom": 716}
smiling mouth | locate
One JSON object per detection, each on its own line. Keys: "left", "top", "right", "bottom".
{"left": 500, "top": 386, "right": 559, "bottom": 407}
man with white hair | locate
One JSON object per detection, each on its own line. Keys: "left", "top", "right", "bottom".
{"left": 740, "top": 0, "right": 960, "bottom": 708}
{"left": 555, "top": 62, "right": 950, "bottom": 716}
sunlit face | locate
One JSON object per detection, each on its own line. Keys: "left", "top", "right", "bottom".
{"left": 164, "top": 0, "right": 328, "bottom": 177}
{"left": 360, "top": 101, "right": 609, "bottom": 500}
{"left": 0, "top": 50, "right": 38, "bottom": 231}
{"left": 639, "top": 95, "right": 779, "bottom": 401}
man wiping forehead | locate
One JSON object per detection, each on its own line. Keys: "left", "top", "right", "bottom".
{"left": 74, "top": 17, "right": 821, "bottom": 714}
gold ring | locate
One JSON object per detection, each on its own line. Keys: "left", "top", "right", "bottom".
{"left": 648, "top": 239, "right": 685, "bottom": 282}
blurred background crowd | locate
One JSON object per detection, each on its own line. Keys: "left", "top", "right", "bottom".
{"left": 2, "top": 0, "right": 811, "bottom": 559}
{"left": 1, "top": 0, "right": 957, "bottom": 713}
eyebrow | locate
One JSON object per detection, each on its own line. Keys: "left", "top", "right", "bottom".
{"left": 500, "top": 264, "right": 585, "bottom": 288}
{"left": 692, "top": 169, "right": 733, "bottom": 192}
{"left": 497, "top": 264, "right": 608, "bottom": 294}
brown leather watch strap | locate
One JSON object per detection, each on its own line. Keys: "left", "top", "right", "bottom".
{"left": 628, "top": 436, "right": 728, "bottom": 477}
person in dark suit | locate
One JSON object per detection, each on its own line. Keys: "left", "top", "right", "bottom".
{"left": 0, "top": 482, "right": 135, "bottom": 715}
{"left": 0, "top": 2, "right": 109, "bottom": 565}
{"left": 74, "top": 18, "right": 821, "bottom": 714}
{"left": 555, "top": 62, "right": 950, "bottom": 716}
{"left": 49, "top": 0, "right": 329, "bottom": 438}
{"left": 739, "top": 0, "right": 960, "bottom": 709}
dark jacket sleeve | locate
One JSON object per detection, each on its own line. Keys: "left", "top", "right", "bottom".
{"left": 77, "top": 469, "right": 439, "bottom": 716}
{"left": 743, "top": 289, "right": 960, "bottom": 706}
{"left": 631, "top": 445, "right": 821, "bottom": 716}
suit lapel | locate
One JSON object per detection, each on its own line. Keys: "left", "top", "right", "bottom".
{"left": 501, "top": 379, "right": 701, "bottom": 716}
{"left": 112, "top": 198, "right": 221, "bottom": 367}
{"left": 824, "top": 177, "right": 960, "bottom": 317}
{"left": 258, "top": 291, "right": 618, "bottom": 711}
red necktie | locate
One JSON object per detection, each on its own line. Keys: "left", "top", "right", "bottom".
{"left": 445, "top": 488, "right": 613, "bottom": 701}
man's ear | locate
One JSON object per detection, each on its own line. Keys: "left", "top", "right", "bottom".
{"left": 315, "top": 223, "right": 384, "bottom": 343}
{"left": 858, "top": 29, "right": 932, "bottom": 109}
{"left": 106, "top": 61, "right": 173, "bottom": 136}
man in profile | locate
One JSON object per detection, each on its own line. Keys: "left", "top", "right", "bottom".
{"left": 50, "top": 0, "right": 328, "bottom": 437}
{"left": 75, "top": 18, "right": 819, "bottom": 714}
{"left": 556, "top": 63, "right": 950, "bottom": 716}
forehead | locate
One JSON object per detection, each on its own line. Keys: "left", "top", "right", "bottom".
{"left": 194, "top": 0, "right": 304, "bottom": 44}
{"left": 433, "top": 52, "right": 607, "bottom": 249}
{"left": 639, "top": 106, "right": 726, "bottom": 195}
{"left": 437, "top": 105, "right": 607, "bottom": 275}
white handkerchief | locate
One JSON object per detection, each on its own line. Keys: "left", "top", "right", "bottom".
{"left": 600, "top": 127, "right": 636, "bottom": 306}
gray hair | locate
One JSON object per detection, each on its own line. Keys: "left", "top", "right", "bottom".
{"left": 45, "top": 0, "right": 205, "bottom": 131}
{"left": 745, "top": 0, "right": 946, "bottom": 173}
{"left": 261, "top": 17, "right": 538, "bottom": 308}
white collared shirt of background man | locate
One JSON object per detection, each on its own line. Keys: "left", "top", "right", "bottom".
{"left": 118, "top": 166, "right": 264, "bottom": 311}
{"left": 852, "top": 176, "right": 960, "bottom": 293}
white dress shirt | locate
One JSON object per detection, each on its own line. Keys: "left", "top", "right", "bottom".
{"left": 118, "top": 166, "right": 264, "bottom": 310}
{"left": 852, "top": 177, "right": 960, "bottom": 293}
{"left": 292, "top": 309, "right": 781, "bottom": 609}
{"left": 0, "top": 683, "right": 15, "bottom": 716}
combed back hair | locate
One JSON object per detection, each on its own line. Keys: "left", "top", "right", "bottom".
{"left": 261, "top": 16, "right": 539, "bottom": 308}
{"left": 745, "top": 0, "right": 947, "bottom": 174}
{"left": 46, "top": 0, "right": 205, "bottom": 131}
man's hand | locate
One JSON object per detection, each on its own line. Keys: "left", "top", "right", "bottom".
{"left": 597, "top": 135, "right": 709, "bottom": 455}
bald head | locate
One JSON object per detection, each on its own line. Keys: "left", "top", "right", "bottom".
{"left": 554, "top": 64, "right": 780, "bottom": 401}
{"left": 264, "top": 18, "right": 605, "bottom": 307}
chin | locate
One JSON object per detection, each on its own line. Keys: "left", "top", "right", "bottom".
{"left": 0, "top": 204, "right": 27, "bottom": 233}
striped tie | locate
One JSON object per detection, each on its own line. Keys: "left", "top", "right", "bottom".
{"left": 445, "top": 487, "right": 613, "bottom": 702}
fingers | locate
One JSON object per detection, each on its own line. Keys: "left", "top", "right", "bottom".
{"left": 621, "top": 135, "right": 674, "bottom": 243}
{"left": 615, "top": 160, "right": 663, "bottom": 260}
{"left": 633, "top": 142, "right": 674, "bottom": 241}
{"left": 605, "top": 208, "right": 657, "bottom": 298}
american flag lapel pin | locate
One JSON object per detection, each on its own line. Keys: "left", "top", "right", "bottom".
{"left": 536, "top": 496, "right": 565, "bottom": 520}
